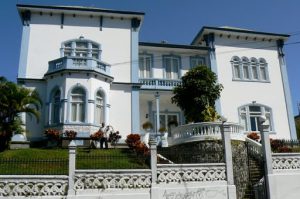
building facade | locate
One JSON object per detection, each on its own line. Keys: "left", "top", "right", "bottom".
{"left": 16, "top": 4, "right": 296, "bottom": 141}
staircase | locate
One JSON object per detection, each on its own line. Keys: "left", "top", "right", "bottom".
{"left": 243, "top": 157, "right": 264, "bottom": 199}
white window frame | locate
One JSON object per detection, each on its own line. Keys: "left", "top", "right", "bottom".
{"left": 139, "top": 54, "right": 152, "bottom": 78}
{"left": 239, "top": 104, "right": 273, "bottom": 132}
{"left": 70, "top": 88, "right": 85, "bottom": 123}
{"left": 163, "top": 55, "right": 181, "bottom": 80}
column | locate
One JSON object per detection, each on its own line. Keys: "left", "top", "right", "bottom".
{"left": 204, "top": 33, "right": 222, "bottom": 115}
{"left": 277, "top": 39, "right": 297, "bottom": 139}
{"left": 155, "top": 92, "right": 160, "bottom": 133}
{"left": 259, "top": 116, "right": 273, "bottom": 199}
{"left": 221, "top": 119, "right": 237, "bottom": 199}
{"left": 131, "top": 86, "right": 140, "bottom": 133}
{"left": 68, "top": 141, "right": 76, "bottom": 196}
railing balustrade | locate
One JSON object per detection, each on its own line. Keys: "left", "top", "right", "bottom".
{"left": 139, "top": 78, "right": 182, "bottom": 90}
{"left": 169, "top": 122, "right": 244, "bottom": 146}
{"left": 47, "top": 56, "right": 111, "bottom": 75}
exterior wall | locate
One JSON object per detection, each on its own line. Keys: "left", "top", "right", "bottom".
{"left": 214, "top": 36, "right": 290, "bottom": 138}
{"left": 138, "top": 47, "right": 208, "bottom": 79}
{"left": 110, "top": 84, "right": 132, "bottom": 136}
{"left": 20, "top": 80, "right": 47, "bottom": 141}
{"left": 22, "top": 12, "right": 132, "bottom": 83}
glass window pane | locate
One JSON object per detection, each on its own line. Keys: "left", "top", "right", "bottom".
{"left": 243, "top": 65, "right": 249, "bottom": 79}
{"left": 78, "top": 103, "right": 84, "bottom": 122}
{"left": 249, "top": 106, "right": 261, "bottom": 112}
{"left": 252, "top": 66, "right": 258, "bottom": 79}
{"left": 250, "top": 117, "right": 257, "bottom": 131}
{"left": 241, "top": 115, "right": 248, "bottom": 131}
{"left": 71, "top": 104, "right": 77, "bottom": 121}
{"left": 260, "top": 67, "right": 267, "bottom": 80}
{"left": 234, "top": 65, "right": 240, "bottom": 78}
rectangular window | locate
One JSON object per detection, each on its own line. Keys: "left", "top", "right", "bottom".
{"left": 252, "top": 66, "right": 258, "bottom": 80}
{"left": 234, "top": 65, "right": 241, "bottom": 79}
{"left": 243, "top": 65, "right": 250, "bottom": 79}
{"left": 164, "top": 56, "right": 180, "bottom": 79}
{"left": 190, "top": 56, "right": 206, "bottom": 68}
{"left": 139, "top": 54, "right": 152, "bottom": 78}
{"left": 260, "top": 67, "right": 267, "bottom": 80}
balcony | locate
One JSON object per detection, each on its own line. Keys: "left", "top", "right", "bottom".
{"left": 139, "top": 78, "right": 182, "bottom": 90}
{"left": 46, "top": 56, "right": 111, "bottom": 76}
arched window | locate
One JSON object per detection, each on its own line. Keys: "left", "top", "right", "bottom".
{"left": 242, "top": 57, "right": 250, "bottom": 79}
{"left": 259, "top": 58, "right": 268, "bottom": 81}
{"left": 61, "top": 37, "right": 101, "bottom": 59}
{"left": 231, "top": 56, "right": 241, "bottom": 79}
{"left": 239, "top": 104, "right": 273, "bottom": 132}
{"left": 52, "top": 89, "right": 61, "bottom": 124}
{"left": 71, "top": 87, "right": 85, "bottom": 122}
{"left": 95, "top": 91, "right": 104, "bottom": 124}
{"left": 250, "top": 58, "right": 259, "bottom": 80}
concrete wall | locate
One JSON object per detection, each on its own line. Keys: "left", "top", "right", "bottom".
{"left": 21, "top": 12, "right": 132, "bottom": 83}
{"left": 214, "top": 36, "right": 290, "bottom": 139}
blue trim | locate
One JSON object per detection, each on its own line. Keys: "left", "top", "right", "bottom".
{"left": 131, "top": 28, "right": 140, "bottom": 133}
{"left": 277, "top": 40, "right": 297, "bottom": 139}
{"left": 18, "top": 25, "right": 30, "bottom": 78}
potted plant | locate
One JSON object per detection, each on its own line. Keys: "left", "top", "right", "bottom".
{"left": 142, "top": 121, "right": 153, "bottom": 131}
{"left": 45, "top": 129, "right": 61, "bottom": 147}
{"left": 90, "top": 131, "right": 104, "bottom": 148}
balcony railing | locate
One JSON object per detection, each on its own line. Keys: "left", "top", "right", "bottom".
{"left": 139, "top": 78, "right": 182, "bottom": 90}
{"left": 47, "top": 56, "right": 111, "bottom": 76}
{"left": 168, "top": 122, "right": 244, "bottom": 146}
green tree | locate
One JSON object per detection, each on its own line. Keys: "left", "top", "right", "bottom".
{"left": 0, "top": 77, "right": 42, "bottom": 150}
{"left": 171, "top": 65, "right": 223, "bottom": 122}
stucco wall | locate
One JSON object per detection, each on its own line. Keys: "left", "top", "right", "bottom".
{"left": 214, "top": 36, "right": 290, "bottom": 139}
{"left": 22, "top": 13, "right": 132, "bottom": 83}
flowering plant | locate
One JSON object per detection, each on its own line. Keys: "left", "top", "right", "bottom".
{"left": 108, "top": 131, "right": 122, "bottom": 145}
{"left": 45, "top": 129, "right": 61, "bottom": 141}
{"left": 142, "top": 121, "right": 153, "bottom": 130}
{"left": 247, "top": 132, "right": 260, "bottom": 141}
{"left": 64, "top": 130, "right": 77, "bottom": 139}
{"left": 90, "top": 131, "right": 103, "bottom": 140}
{"left": 126, "top": 134, "right": 141, "bottom": 149}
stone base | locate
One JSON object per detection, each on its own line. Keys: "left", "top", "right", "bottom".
{"left": 10, "top": 141, "right": 30, "bottom": 149}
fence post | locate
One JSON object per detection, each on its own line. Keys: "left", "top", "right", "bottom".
{"left": 68, "top": 140, "right": 76, "bottom": 197}
{"left": 259, "top": 116, "right": 274, "bottom": 199}
{"left": 221, "top": 120, "right": 237, "bottom": 199}
{"left": 149, "top": 136, "right": 157, "bottom": 184}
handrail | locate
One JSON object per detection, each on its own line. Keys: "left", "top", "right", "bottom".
{"left": 169, "top": 122, "right": 244, "bottom": 146}
{"left": 245, "top": 137, "right": 263, "bottom": 160}
{"left": 139, "top": 78, "right": 182, "bottom": 90}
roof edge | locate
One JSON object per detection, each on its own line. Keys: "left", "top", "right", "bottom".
{"left": 16, "top": 4, "right": 145, "bottom": 16}
{"left": 139, "top": 42, "right": 208, "bottom": 50}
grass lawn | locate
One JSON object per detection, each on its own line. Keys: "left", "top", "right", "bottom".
{"left": 0, "top": 148, "right": 149, "bottom": 175}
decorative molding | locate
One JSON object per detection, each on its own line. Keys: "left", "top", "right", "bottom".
{"left": 272, "top": 154, "right": 300, "bottom": 170}
{"left": 157, "top": 165, "right": 226, "bottom": 183}
{"left": 0, "top": 176, "right": 68, "bottom": 196}
{"left": 74, "top": 171, "right": 151, "bottom": 189}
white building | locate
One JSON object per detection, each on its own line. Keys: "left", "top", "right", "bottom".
{"left": 16, "top": 4, "right": 296, "bottom": 141}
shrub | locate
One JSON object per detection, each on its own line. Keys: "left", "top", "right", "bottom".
{"left": 270, "top": 139, "right": 284, "bottom": 152}
{"left": 45, "top": 129, "right": 61, "bottom": 141}
{"left": 90, "top": 131, "right": 103, "bottom": 140}
{"left": 277, "top": 146, "right": 292, "bottom": 153}
{"left": 135, "top": 142, "right": 150, "bottom": 156}
{"left": 64, "top": 130, "right": 77, "bottom": 139}
{"left": 125, "top": 134, "right": 141, "bottom": 149}
{"left": 247, "top": 132, "right": 260, "bottom": 141}
{"left": 108, "top": 131, "right": 122, "bottom": 145}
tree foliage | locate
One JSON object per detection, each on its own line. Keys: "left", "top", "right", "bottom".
{"left": 171, "top": 66, "right": 223, "bottom": 122}
{"left": 0, "top": 77, "right": 42, "bottom": 150}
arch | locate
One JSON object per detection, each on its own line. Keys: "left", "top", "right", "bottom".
{"left": 258, "top": 58, "right": 268, "bottom": 81}
{"left": 238, "top": 103, "right": 274, "bottom": 132}
{"left": 94, "top": 88, "right": 107, "bottom": 125}
{"left": 67, "top": 84, "right": 89, "bottom": 123}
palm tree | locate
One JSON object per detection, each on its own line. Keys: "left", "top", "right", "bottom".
{"left": 0, "top": 77, "right": 42, "bottom": 150}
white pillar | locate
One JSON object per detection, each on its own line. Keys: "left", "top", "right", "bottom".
{"left": 155, "top": 92, "right": 160, "bottom": 133}
{"left": 68, "top": 141, "right": 76, "bottom": 197}
{"left": 221, "top": 120, "right": 237, "bottom": 199}
{"left": 149, "top": 136, "right": 157, "bottom": 184}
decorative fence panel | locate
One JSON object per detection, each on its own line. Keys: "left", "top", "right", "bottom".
{"left": 157, "top": 163, "right": 226, "bottom": 184}
{"left": 74, "top": 169, "right": 152, "bottom": 190}
{"left": 0, "top": 175, "right": 68, "bottom": 197}
{"left": 272, "top": 153, "right": 300, "bottom": 171}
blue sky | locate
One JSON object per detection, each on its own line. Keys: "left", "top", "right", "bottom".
{"left": 1, "top": 0, "right": 300, "bottom": 115}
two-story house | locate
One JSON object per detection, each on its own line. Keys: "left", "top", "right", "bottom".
{"left": 16, "top": 4, "right": 296, "bottom": 142}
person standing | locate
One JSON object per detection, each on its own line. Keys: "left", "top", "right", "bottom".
{"left": 100, "top": 123, "right": 108, "bottom": 149}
